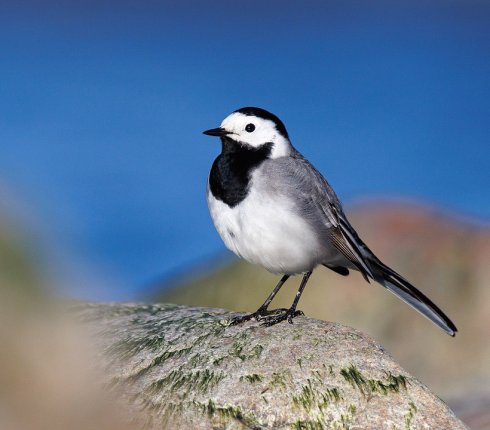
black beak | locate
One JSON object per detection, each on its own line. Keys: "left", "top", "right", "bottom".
{"left": 202, "top": 127, "right": 230, "bottom": 137}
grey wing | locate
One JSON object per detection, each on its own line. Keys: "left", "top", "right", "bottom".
{"left": 264, "top": 153, "right": 457, "bottom": 336}
{"left": 264, "top": 153, "right": 374, "bottom": 280}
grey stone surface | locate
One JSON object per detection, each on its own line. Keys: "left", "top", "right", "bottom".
{"left": 75, "top": 303, "right": 467, "bottom": 430}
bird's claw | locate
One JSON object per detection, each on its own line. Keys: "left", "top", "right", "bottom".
{"left": 287, "top": 309, "right": 304, "bottom": 324}
{"left": 260, "top": 308, "right": 304, "bottom": 327}
{"left": 229, "top": 308, "right": 291, "bottom": 326}
{"left": 229, "top": 313, "right": 254, "bottom": 325}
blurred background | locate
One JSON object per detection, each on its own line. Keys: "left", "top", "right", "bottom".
{"left": 1, "top": 1, "right": 489, "bottom": 428}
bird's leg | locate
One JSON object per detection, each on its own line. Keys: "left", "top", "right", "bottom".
{"left": 255, "top": 274, "right": 290, "bottom": 316}
{"left": 262, "top": 271, "right": 312, "bottom": 326}
{"left": 230, "top": 275, "right": 290, "bottom": 325}
{"left": 288, "top": 271, "right": 312, "bottom": 319}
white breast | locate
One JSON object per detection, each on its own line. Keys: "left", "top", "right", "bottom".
{"left": 207, "top": 180, "right": 327, "bottom": 275}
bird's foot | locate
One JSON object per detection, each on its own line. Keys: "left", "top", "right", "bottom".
{"left": 229, "top": 307, "right": 288, "bottom": 325}
{"left": 260, "top": 308, "right": 304, "bottom": 327}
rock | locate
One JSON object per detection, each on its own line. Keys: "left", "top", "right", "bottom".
{"left": 75, "top": 302, "right": 467, "bottom": 430}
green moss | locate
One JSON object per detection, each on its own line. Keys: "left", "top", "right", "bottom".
{"left": 340, "top": 365, "right": 408, "bottom": 396}
{"left": 342, "top": 332, "right": 363, "bottom": 341}
{"left": 340, "top": 365, "right": 366, "bottom": 391}
{"left": 228, "top": 339, "right": 263, "bottom": 361}
{"left": 404, "top": 401, "right": 417, "bottom": 429}
{"left": 338, "top": 413, "right": 352, "bottom": 430}
{"left": 270, "top": 371, "right": 291, "bottom": 389}
{"left": 213, "top": 356, "right": 225, "bottom": 366}
{"left": 368, "top": 373, "right": 408, "bottom": 395}
{"left": 229, "top": 341, "right": 247, "bottom": 360}
{"left": 325, "top": 388, "right": 343, "bottom": 403}
{"left": 292, "top": 380, "right": 317, "bottom": 412}
{"left": 107, "top": 335, "right": 168, "bottom": 360}
{"left": 193, "top": 399, "right": 259, "bottom": 428}
{"left": 250, "top": 344, "right": 264, "bottom": 358}
{"left": 154, "top": 347, "right": 193, "bottom": 365}
{"left": 292, "top": 419, "right": 325, "bottom": 430}
{"left": 202, "top": 317, "right": 229, "bottom": 336}
{"left": 240, "top": 373, "right": 263, "bottom": 383}
{"left": 124, "top": 346, "right": 195, "bottom": 382}
{"left": 329, "top": 404, "right": 357, "bottom": 430}
{"left": 292, "top": 379, "right": 343, "bottom": 412}
{"left": 312, "top": 370, "right": 323, "bottom": 381}
{"left": 148, "top": 368, "right": 224, "bottom": 395}
{"left": 189, "top": 352, "right": 206, "bottom": 366}
{"left": 313, "top": 337, "right": 322, "bottom": 346}
{"left": 216, "top": 404, "right": 243, "bottom": 419}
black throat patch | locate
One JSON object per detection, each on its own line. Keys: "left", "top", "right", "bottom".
{"left": 209, "top": 137, "right": 272, "bottom": 207}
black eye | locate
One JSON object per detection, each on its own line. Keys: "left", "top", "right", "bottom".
{"left": 245, "top": 123, "right": 255, "bottom": 133}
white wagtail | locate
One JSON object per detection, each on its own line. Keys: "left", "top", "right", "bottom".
{"left": 203, "top": 107, "right": 457, "bottom": 336}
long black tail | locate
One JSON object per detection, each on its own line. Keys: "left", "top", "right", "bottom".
{"left": 333, "top": 210, "right": 457, "bottom": 336}
{"left": 368, "top": 257, "right": 457, "bottom": 336}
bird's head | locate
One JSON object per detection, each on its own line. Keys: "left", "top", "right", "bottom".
{"left": 203, "top": 107, "right": 292, "bottom": 158}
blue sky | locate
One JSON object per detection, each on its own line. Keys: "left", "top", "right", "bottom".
{"left": 1, "top": 1, "right": 489, "bottom": 299}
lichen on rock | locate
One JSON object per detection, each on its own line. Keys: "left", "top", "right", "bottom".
{"left": 74, "top": 303, "right": 467, "bottom": 430}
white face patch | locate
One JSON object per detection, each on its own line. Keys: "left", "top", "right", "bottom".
{"left": 220, "top": 112, "right": 292, "bottom": 158}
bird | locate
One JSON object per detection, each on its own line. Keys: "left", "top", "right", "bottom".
{"left": 203, "top": 106, "right": 457, "bottom": 336}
